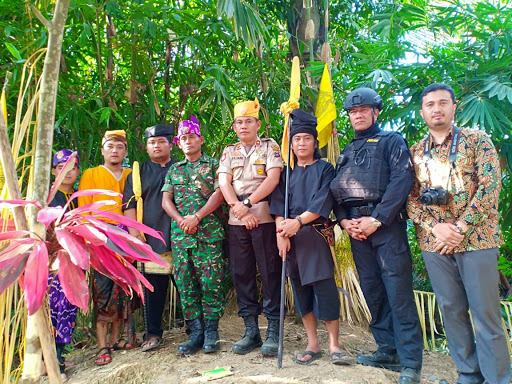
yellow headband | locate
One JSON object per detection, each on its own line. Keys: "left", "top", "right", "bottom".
{"left": 234, "top": 98, "right": 260, "bottom": 119}
{"left": 102, "top": 130, "right": 127, "bottom": 146}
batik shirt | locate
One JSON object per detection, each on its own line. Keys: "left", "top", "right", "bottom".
{"left": 407, "top": 127, "right": 503, "bottom": 252}
{"left": 161, "top": 153, "right": 224, "bottom": 248}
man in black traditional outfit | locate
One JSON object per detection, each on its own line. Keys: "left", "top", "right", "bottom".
{"left": 270, "top": 109, "right": 351, "bottom": 366}
{"left": 122, "top": 124, "right": 177, "bottom": 351}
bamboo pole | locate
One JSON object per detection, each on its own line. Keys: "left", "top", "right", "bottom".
{"left": 18, "top": 0, "right": 71, "bottom": 382}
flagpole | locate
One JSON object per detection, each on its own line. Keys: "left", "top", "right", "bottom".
{"left": 277, "top": 115, "right": 292, "bottom": 369}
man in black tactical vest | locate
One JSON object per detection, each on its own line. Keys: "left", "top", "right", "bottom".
{"left": 330, "top": 88, "right": 423, "bottom": 384}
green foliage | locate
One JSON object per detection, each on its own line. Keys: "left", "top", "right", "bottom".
{"left": 1, "top": 0, "right": 511, "bottom": 253}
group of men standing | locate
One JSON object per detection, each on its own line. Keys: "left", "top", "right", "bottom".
{"left": 57, "top": 81, "right": 509, "bottom": 384}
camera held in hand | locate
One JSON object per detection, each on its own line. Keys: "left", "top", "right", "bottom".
{"left": 420, "top": 186, "right": 449, "bottom": 206}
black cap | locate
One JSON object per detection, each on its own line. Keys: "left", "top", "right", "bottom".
{"left": 144, "top": 124, "right": 174, "bottom": 140}
{"left": 290, "top": 109, "right": 318, "bottom": 139}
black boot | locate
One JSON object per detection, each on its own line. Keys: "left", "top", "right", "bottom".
{"left": 177, "top": 318, "right": 204, "bottom": 355}
{"left": 232, "top": 316, "right": 262, "bottom": 355}
{"left": 261, "top": 319, "right": 279, "bottom": 356}
{"left": 356, "top": 350, "right": 401, "bottom": 372}
{"left": 203, "top": 319, "right": 220, "bottom": 353}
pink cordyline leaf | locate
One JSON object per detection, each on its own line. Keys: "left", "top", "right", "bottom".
{"left": 0, "top": 200, "right": 43, "bottom": 209}
{"left": 64, "top": 189, "right": 122, "bottom": 211}
{"left": 57, "top": 250, "right": 89, "bottom": 311}
{"left": 83, "top": 217, "right": 167, "bottom": 268}
{"left": 0, "top": 252, "right": 29, "bottom": 296}
{"left": 88, "top": 244, "right": 137, "bottom": 285}
{"left": 0, "top": 230, "right": 31, "bottom": 242}
{"left": 61, "top": 200, "right": 119, "bottom": 219}
{"left": 0, "top": 239, "right": 37, "bottom": 263}
{"left": 84, "top": 215, "right": 165, "bottom": 256}
{"left": 88, "top": 244, "right": 153, "bottom": 295}
{"left": 24, "top": 242, "right": 49, "bottom": 315}
{"left": 69, "top": 224, "right": 107, "bottom": 246}
{"left": 47, "top": 152, "right": 78, "bottom": 204}
{"left": 37, "top": 206, "right": 66, "bottom": 228}
{"left": 85, "top": 211, "right": 165, "bottom": 243}
{"left": 106, "top": 234, "right": 169, "bottom": 268}
{"left": 54, "top": 228, "right": 90, "bottom": 270}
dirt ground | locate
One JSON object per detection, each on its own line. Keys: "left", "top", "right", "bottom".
{"left": 54, "top": 313, "right": 460, "bottom": 384}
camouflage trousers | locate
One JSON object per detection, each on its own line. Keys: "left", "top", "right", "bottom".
{"left": 172, "top": 241, "right": 226, "bottom": 321}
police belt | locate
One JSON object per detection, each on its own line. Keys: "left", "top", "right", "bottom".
{"left": 347, "top": 205, "right": 409, "bottom": 221}
{"left": 237, "top": 195, "right": 269, "bottom": 202}
{"left": 347, "top": 204, "right": 375, "bottom": 217}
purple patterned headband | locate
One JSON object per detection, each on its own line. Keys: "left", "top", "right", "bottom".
{"left": 173, "top": 115, "right": 201, "bottom": 143}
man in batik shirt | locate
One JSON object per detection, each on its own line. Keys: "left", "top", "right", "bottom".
{"left": 407, "top": 83, "right": 510, "bottom": 384}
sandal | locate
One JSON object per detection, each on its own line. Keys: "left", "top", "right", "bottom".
{"left": 95, "top": 347, "right": 111, "bottom": 366}
{"left": 329, "top": 351, "right": 352, "bottom": 365}
{"left": 293, "top": 350, "right": 322, "bottom": 365}
{"left": 112, "top": 339, "right": 133, "bottom": 351}
{"left": 141, "top": 336, "right": 162, "bottom": 352}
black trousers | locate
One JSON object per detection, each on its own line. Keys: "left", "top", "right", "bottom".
{"left": 229, "top": 223, "right": 281, "bottom": 320}
{"left": 143, "top": 273, "right": 171, "bottom": 339}
{"left": 349, "top": 220, "right": 423, "bottom": 370}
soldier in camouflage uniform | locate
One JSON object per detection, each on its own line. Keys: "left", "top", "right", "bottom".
{"left": 161, "top": 115, "right": 226, "bottom": 355}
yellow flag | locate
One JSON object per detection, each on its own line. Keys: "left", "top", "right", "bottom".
{"left": 315, "top": 63, "right": 337, "bottom": 148}
{"left": 280, "top": 56, "right": 301, "bottom": 169}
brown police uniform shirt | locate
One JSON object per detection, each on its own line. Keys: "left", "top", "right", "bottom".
{"left": 218, "top": 137, "right": 283, "bottom": 225}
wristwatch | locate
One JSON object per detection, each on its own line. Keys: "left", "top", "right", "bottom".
{"left": 242, "top": 198, "right": 252, "bottom": 208}
{"left": 454, "top": 222, "right": 466, "bottom": 235}
{"left": 370, "top": 217, "right": 382, "bottom": 228}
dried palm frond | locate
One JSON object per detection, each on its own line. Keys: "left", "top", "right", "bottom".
{"left": 413, "top": 290, "right": 444, "bottom": 350}
{"left": 500, "top": 301, "right": 512, "bottom": 360}
{"left": 0, "top": 286, "right": 26, "bottom": 384}
{"left": 333, "top": 227, "right": 371, "bottom": 324}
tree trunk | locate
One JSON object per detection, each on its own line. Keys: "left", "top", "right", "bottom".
{"left": 288, "top": 0, "right": 323, "bottom": 62}
{"left": 21, "top": 0, "right": 71, "bottom": 383}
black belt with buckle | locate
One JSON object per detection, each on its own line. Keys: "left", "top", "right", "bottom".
{"left": 237, "top": 195, "right": 269, "bottom": 202}
{"left": 347, "top": 204, "right": 375, "bottom": 217}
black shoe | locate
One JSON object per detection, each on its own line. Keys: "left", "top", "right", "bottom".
{"left": 203, "top": 319, "right": 220, "bottom": 353}
{"left": 177, "top": 318, "right": 204, "bottom": 355}
{"left": 399, "top": 368, "right": 421, "bottom": 384}
{"left": 232, "top": 316, "right": 262, "bottom": 355}
{"left": 356, "top": 350, "right": 401, "bottom": 372}
{"left": 261, "top": 319, "right": 279, "bottom": 356}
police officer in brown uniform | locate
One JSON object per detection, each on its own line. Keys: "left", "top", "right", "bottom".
{"left": 218, "top": 98, "right": 283, "bottom": 356}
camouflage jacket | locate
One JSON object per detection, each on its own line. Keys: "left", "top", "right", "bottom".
{"left": 161, "top": 153, "right": 225, "bottom": 248}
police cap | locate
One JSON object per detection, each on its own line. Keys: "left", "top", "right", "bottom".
{"left": 343, "top": 88, "right": 382, "bottom": 111}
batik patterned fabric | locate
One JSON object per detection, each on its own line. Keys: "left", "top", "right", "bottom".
{"left": 407, "top": 127, "right": 503, "bottom": 252}
{"left": 47, "top": 273, "right": 78, "bottom": 344}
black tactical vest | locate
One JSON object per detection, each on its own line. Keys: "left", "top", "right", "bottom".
{"left": 331, "top": 131, "right": 393, "bottom": 205}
